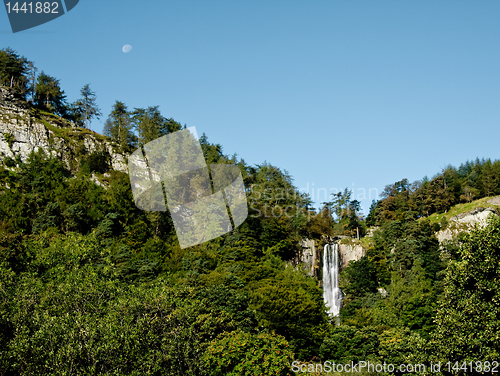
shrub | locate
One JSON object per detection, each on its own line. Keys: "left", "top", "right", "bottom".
{"left": 202, "top": 330, "right": 294, "bottom": 376}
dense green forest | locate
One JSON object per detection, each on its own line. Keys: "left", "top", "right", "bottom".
{"left": 1, "top": 47, "right": 500, "bottom": 375}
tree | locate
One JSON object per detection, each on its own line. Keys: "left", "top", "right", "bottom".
{"left": 247, "top": 265, "right": 329, "bottom": 360}
{"left": 201, "top": 331, "right": 293, "bottom": 376}
{"left": 460, "top": 185, "right": 479, "bottom": 203}
{"left": 73, "top": 84, "right": 102, "bottom": 129}
{"left": 482, "top": 160, "right": 500, "bottom": 197}
{"left": 431, "top": 214, "right": 500, "bottom": 364}
{"left": 103, "top": 101, "right": 136, "bottom": 151}
{"left": 339, "top": 256, "right": 378, "bottom": 321}
{"left": 324, "top": 188, "right": 364, "bottom": 236}
{"left": 0, "top": 48, "right": 29, "bottom": 96}
{"left": 27, "top": 61, "right": 37, "bottom": 104}
{"left": 132, "top": 106, "right": 181, "bottom": 146}
{"left": 320, "top": 325, "right": 380, "bottom": 364}
{"left": 35, "top": 71, "right": 66, "bottom": 115}
{"left": 365, "top": 200, "right": 379, "bottom": 227}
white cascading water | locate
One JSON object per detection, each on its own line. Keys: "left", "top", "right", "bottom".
{"left": 322, "top": 243, "right": 343, "bottom": 317}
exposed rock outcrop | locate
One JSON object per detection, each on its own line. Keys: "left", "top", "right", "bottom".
{"left": 299, "top": 238, "right": 317, "bottom": 277}
{"left": 366, "top": 227, "right": 380, "bottom": 237}
{"left": 436, "top": 207, "right": 498, "bottom": 243}
{"left": 0, "top": 86, "right": 127, "bottom": 173}
{"left": 338, "top": 243, "right": 364, "bottom": 268}
{"left": 298, "top": 237, "right": 366, "bottom": 281}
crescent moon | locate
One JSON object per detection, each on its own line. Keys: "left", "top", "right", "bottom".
{"left": 122, "top": 44, "right": 132, "bottom": 53}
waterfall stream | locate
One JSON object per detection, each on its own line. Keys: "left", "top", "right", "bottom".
{"left": 322, "top": 243, "right": 343, "bottom": 317}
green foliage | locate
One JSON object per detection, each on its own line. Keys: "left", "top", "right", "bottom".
{"left": 1, "top": 233, "right": 259, "bottom": 375}
{"left": 247, "top": 262, "right": 329, "bottom": 360}
{"left": 365, "top": 199, "right": 379, "bottom": 227}
{"left": 0, "top": 47, "right": 29, "bottom": 96}
{"left": 340, "top": 257, "right": 378, "bottom": 302}
{"left": 384, "top": 262, "right": 437, "bottom": 338}
{"left": 132, "top": 105, "right": 181, "bottom": 146}
{"left": 3, "top": 132, "right": 14, "bottom": 149}
{"left": 366, "top": 217, "right": 441, "bottom": 285}
{"left": 80, "top": 149, "right": 111, "bottom": 173}
{"left": 202, "top": 331, "right": 294, "bottom": 376}
{"left": 373, "top": 159, "right": 500, "bottom": 226}
{"left": 245, "top": 162, "right": 313, "bottom": 259}
{"left": 431, "top": 214, "right": 500, "bottom": 364}
{"left": 35, "top": 71, "right": 67, "bottom": 115}
{"left": 103, "top": 101, "right": 138, "bottom": 152}
{"left": 340, "top": 215, "right": 441, "bottom": 342}
{"left": 324, "top": 188, "right": 364, "bottom": 237}
{"left": 71, "top": 83, "right": 102, "bottom": 129}
{"left": 320, "top": 325, "right": 379, "bottom": 363}
{"left": 377, "top": 327, "right": 421, "bottom": 366}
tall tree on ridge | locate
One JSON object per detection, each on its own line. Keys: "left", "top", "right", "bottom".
{"left": 28, "top": 61, "right": 37, "bottom": 104}
{"left": 103, "top": 101, "right": 136, "bottom": 151}
{"left": 132, "top": 106, "right": 168, "bottom": 146}
{"left": 74, "top": 84, "right": 102, "bottom": 129}
{"left": 35, "top": 71, "right": 66, "bottom": 115}
{"left": 0, "top": 48, "right": 29, "bottom": 96}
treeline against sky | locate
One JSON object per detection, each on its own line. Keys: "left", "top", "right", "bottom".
{"left": 367, "top": 158, "right": 500, "bottom": 226}
{"left": 2, "top": 47, "right": 500, "bottom": 375}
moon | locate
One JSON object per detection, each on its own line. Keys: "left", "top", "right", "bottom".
{"left": 122, "top": 44, "right": 132, "bottom": 53}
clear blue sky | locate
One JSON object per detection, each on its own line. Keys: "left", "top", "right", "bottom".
{"left": 2, "top": 0, "right": 500, "bottom": 215}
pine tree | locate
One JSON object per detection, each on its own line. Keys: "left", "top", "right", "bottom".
{"left": 35, "top": 71, "right": 66, "bottom": 115}
{"left": 132, "top": 106, "right": 170, "bottom": 146}
{"left": 0, "top": 48, "right": 29, "bottom": 96}
{"left": 73, "top": 84, "right": 102, "bottom": 129}
{"left": 481, "top": 160, "right": 499, "bottom": 197}
{"left": 103, "top": 101, "right": 136, "bottom": 151}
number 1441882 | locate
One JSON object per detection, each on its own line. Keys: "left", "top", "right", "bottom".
{"left": 5, "top": 2, "right": 60, "bottom": 14}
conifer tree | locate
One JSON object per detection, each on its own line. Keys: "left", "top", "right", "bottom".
{"left": 35, "top": 71, "right": 66, "bottom": 115}
{"left": 0, "top": 48, "right": 29, "bottom": 96}
{"left": 74, "top": 84, "right": 102, "bottom": 129}
{"left": 103, "top": 101, "right": 136, "bottom": 151}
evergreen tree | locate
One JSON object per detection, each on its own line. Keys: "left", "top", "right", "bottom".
{"left": 35, "top": 71, "right": 66, "bottom": 115}
{"left": 103, "top": 101, "right": 136, "bottom": 151}
{"left": 365, "top": 200, "right": 379, "bottom": 227}
{"left": 482, "top": 160, "right": 500, "bottom": 196}
{"left": 0, "top": 48, "right": 29, "bottom": 96}
{"left": 27, "top": 61, "right": 37, "bottom": 104}
{"left": 73, "top": 84, "right": 102, "bottom": 129}
{"left": 132, "top": 106, "right": 172, "bottom": 146}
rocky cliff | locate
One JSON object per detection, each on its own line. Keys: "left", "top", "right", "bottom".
{"left": 0, "top": 86, "right": 127, "bottom": 174}
{"left": 338, "top": 242, "right": 365, "bottom": 267}
{"left": 299, "top": 237, "right": 366, "bottom": 280}
{"left": 436, "top": 206, "right": 498, "bottom": 243}
{"left": 299, "top": 238, "right": 318, "bottom": 277}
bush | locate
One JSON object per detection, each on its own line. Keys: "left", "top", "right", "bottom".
{"left": 202, "top": 330, "right": 294, "bottom": 376}
{"left": 319, "top": 325, "right": 379, "bottom": 364}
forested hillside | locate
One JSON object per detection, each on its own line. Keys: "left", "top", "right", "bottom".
{"left": 1, "top": 47, "right": 500, "bottom": 375}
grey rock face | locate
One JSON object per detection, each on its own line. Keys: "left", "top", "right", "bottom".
{"left": 0, "top": 86, "right": 127, "bottom": 174}
{"left": 437, "top": 207, "right": 498, "bottom": 243}
{"left": 300, "top": 238, "right": 317, "bottom": 277}
{"left": 297, "top": 237, "right": 366, "bottom": 282}
{"left": 338, "top": 243, "right": 364, "bottom": 268}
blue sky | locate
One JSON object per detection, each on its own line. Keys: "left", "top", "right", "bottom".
{"left": 2, "top": 0, "right": 500, "bottom": 215}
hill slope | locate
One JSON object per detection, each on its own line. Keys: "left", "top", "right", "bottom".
{"left": 0, "top": 86, "right": 127, "bottom": 174}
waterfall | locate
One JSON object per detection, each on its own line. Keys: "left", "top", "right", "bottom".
{"left": 322, "top": 243, "right": 343, "bottom": 317}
